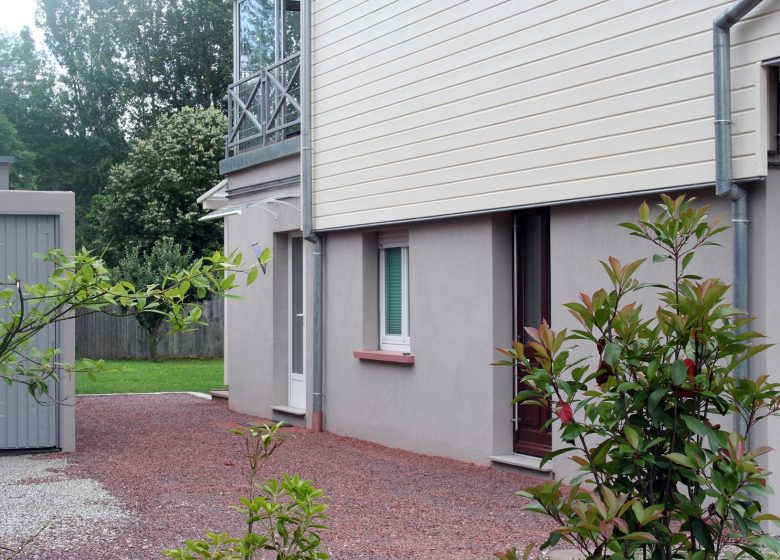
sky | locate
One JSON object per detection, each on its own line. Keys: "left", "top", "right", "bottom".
{"left": 0, "top": 0, "right": 46, "bottom": 43}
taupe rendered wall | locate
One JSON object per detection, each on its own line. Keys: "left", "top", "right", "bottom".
{"left": 548, "top": 185, "right": 780, "bottom": 526}
{"left": 745, "top": 174, "right": 780, "bottom": 525}
{"left": 0, "top": 191, "right": 76, "bottom": 452}
{"left": 318, "top": 186, "right": 780, "bottom": 487}
{"left": 311, "top": 0, "right": 780, "bottom": 230}
{"left": 321, "top": 213, "right": 514, "bottom": 465}
{"left": 549, "top": 190, "right": 736, "bottom": 482}
{"left": 221, "top": 183, "right": 314, "bottom": 426}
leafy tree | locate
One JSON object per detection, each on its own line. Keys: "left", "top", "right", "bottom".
{"left": 0, "top": 113, "right": 36, "bottom": 189}
{"left": 0, "top": 247, "right": 265, "bottom": 398}
{"left": 38, "top": 0, "right": 129, "bottom": 140}
{"left": 0, "top": 29, "right": 69, "bottom": 191}
{"left": 87, "top": 106, "right": 225, "bottom": 265}
{"left": 35, "top": 0, "right": 130, "bottom": 221}
{"left": 0, "top": 27, "right": 122, "bottom": 246}
{"left": 121, "top": 0, "right": 233, "bottom": 133}
{"left": 0, "top": 1, "right": 233, "bottom": 247}
{"left": 113, "top": 239, "right": 194, "bottom": 361}
{"left": 38, "top": 0, "right": 232, "bottom": 137}
{"left": 496, "top": 196, "right": 780, "bottom": 560}
{"left": 1, "top": 0, "right": 233, "bottom": 245}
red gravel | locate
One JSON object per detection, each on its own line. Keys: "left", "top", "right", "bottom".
{"left": 25, "top": 393, "right": 556, "bottom": 559}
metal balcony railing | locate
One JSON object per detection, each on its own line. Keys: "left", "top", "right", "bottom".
{"left": 225, "top": 52, "right": 301, "bottom": 158}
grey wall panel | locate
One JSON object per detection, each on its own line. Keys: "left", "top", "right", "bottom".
{"left": 0, "top": 214, "right": 59, "bottom": 450}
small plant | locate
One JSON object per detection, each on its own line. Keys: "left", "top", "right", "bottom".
{"left": 495, "top": 543, "right": 550, "bottom": 560}
{"left": 163, "top": 423, "right": 328, "bottom": 560}
{"left": 496, "top": 196, "right": 780, "bottom": 559}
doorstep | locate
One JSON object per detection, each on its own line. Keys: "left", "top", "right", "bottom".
{"left": 269, "top": 405, "right": 306, "bottom": 417}
{"left": 270, "top": 404, "right": 307, "bottom": 428}
{"left": 488, "top": 454, "right": 554, "bottom": 478}
{"left": 547, "top": 551, "right": 583, "bottom": 560}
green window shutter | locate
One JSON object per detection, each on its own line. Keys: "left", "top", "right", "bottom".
{"left": 384, "top": 247, "right": 403, "bottom": 336}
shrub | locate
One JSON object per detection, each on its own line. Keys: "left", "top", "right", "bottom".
{"left": 163, "top": 423, "right": 328, "bottom": 560}
{"left": 496, "top": 195, "right": 780, "bottom": 559}
{"left": 0, "top": 247, "right": 254, "bottom": 397}
{"left": 113, "top": 239, "right": 194, "bottom": 361}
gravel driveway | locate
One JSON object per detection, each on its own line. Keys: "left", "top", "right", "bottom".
{"left": 2, "top": 393, "right": 556, "bottom": 559}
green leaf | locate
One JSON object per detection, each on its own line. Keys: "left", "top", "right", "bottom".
{"left": 681, "top": 415, "right": 707, "bottom": 437}
{"left": 638, "top": 201, "right": 650, "bottom": 222}
{"left": 259, "top": 247, "right": 272, "bottom": 273}
{"left": 735, "top": 544, "right": 765, "bottom": 560}
{"left": 670, "top": 360, "right": 688, "bottom": 385}
{"left": 247, "top": 267, "right": 259, "bottom": 286}
{"left": 561, "top": 423, "right": 585, "bottom": 442}
{"left": 603, "top": 342, "right": 621, "bottom": 366}
{"left": 681, "top": 251, "right": 695, "bottom": 271}
{"left": 594, "top": 308, "right": 610, "bottom": 328}
{"left": 539, "top": 446, "right": 579, "bottom": 468}
{"left": 665, "top": 452, "right": 696, "bottom": 469}
{"left": 649, "top": 387, "right": 666, "bottom": 409}
{"left": 624, "top": 424, "right": 640, "bottom": 450}
{"left": 755, "top": 513, "right": 780, "bottom": 525}
{"left": 652, "top": 254, "right": 668, "bottom": 263}
{"left": 690, "top": 517, "right": 715, "bottom": 553}
{"left": 757, "top": 535, "right": 780, "bottom": 553}
{"left": 621, "top": 532, "right": 658, "bottom": 543}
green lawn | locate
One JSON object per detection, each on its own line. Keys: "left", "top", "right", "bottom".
{"left": 76, "top": 359, "right": 226, "bottom": 394}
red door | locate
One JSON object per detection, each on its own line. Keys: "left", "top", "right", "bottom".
{"left": 513, "top": 211, "right": 552, "bottom": 457}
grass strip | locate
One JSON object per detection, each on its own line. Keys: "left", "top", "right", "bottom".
{"left": 76, "top": 359, "right": 226, "bottom": 394}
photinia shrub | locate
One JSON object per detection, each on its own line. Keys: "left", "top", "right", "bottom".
{"left": 163, "top": 423, "right": 328, "bottom": 560}
{"left": 496, "top": 195, "right": 780, "bottom": 559}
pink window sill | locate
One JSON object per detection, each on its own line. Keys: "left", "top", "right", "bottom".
{"left": 352, "top": 350, "right": 415, "bottom": 364}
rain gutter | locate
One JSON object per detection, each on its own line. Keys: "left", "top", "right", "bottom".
{"left": 713, "top": 0, "right": 766, "bottom": 435}
{"left": 301, "top": 0, "right": 324, "bottom": 432}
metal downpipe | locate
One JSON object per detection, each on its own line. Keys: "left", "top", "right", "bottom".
{"left": 713, "top": 0, "right": 764, "bottom": 435}
{"left": 309, "top": 235, "right": 323, "bottom": 432}
{"left": 301, "top": 0, "right": 323, "bottom": 432}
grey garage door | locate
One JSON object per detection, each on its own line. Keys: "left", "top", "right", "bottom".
{"left": 0, "top": 214, "right": 59, "bottom": 450}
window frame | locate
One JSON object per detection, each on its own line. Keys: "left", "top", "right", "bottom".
{"left": 378, "top": 234, "right": 410, "bottom": 352}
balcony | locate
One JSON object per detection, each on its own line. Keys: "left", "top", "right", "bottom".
{"left": 225, "top": 52, "right": 300, "bottom": 159}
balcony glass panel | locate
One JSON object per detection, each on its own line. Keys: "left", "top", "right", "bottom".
{"left": 239, "top": 0, "right": 275, "bottom": 79}
{"left": 283, "top": 1, "right": 300, "bottom": 60}
{"left": 228, "top": 0, "right": 301, "bottom": 158}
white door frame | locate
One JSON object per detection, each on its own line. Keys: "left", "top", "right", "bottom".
{"left": 288, "top": 234, "right": 306, "bottom": 409}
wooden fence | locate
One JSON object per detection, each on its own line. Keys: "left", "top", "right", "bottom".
{"left": 75, "top": 298, "right": 224, "bottom": 360}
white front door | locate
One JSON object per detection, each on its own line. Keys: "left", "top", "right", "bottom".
{"left": 288, "top": 235, "right": 305, "bottom": 409}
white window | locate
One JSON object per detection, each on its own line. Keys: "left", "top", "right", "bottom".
{"left": 379, "top": 231, "right": 410, "bottom": 352}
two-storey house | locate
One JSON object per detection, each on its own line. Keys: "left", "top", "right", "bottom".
{"left": 201, "top": 0, "right": 780, "bottom": 518}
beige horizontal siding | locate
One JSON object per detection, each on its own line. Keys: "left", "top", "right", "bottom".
{"left": 311, "top": 0, "right": 780, "bottom": 230}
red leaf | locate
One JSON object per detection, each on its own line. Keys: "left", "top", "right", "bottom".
{"left": 684, "top": 358, "right": 696, "bottom": 380}
{"left": 556, "top": 402, "right": 574, "bottom": 424}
